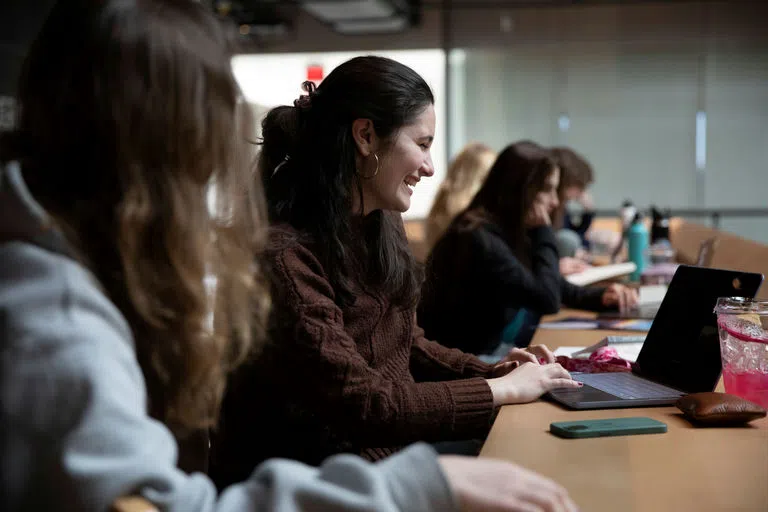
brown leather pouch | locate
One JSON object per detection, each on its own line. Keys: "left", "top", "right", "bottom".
{"left": 676, "top": 392, "right": 767, "bottom": 425}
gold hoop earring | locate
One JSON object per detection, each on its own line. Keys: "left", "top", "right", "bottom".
{"left": 357, "top": 153, "right": 380, "bottom": 179}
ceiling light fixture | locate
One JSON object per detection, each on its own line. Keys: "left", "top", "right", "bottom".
{"left": 303, "top": 0, "right": 395, "bottom": 22}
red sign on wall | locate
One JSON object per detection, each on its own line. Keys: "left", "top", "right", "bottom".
{"left": 306, "top": 64, "right": 324, "bottom": 84}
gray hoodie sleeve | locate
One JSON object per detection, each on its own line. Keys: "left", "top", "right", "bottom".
{"left": 0, "top": 242, "right": 458, "bottom": 512}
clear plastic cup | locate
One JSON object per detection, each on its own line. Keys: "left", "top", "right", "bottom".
{"left": 714, "top": 297, "right": 768, "bottom": 408}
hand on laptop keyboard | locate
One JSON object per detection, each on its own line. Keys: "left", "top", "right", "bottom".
{"left": 602, "top": 283, "right": 639, "bottom": 313}
{"left": 488, "top": 362, "right": 583, "bottom": 406}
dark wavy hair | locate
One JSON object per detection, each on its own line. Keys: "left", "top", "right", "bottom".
{"left": 549, "top": 146, "right": 594, "bottom": 227}
{"left": 463, "top": 140, "right": 558, "bottom": 265}
{"left": 550, "top": 146, "right": 594, "bottom": 191}
{"left": 1, "top": 0, "right": 269, "bottom": 434}
{"left": 260, "top": 56, "right": 434, "bottom": 307}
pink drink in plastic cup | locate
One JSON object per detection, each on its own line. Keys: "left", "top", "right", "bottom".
{"left": 714, "top": 298, "right": 768, "bottom": 408}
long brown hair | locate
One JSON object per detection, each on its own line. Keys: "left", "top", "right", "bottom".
{"left": 425, "top": 142, "right": 497, "bottom": 249}
{"left": 3, "top": 0, "right": 269, "bottom": 433}
{"left": 463, "top": 140, "right": 558, "bottom": 264}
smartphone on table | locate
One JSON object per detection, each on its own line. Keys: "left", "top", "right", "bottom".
{"left": 550, "top": 417, "right": 667, "bottom": 439}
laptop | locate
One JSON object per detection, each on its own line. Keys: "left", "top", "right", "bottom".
{"left": 548, "top": 265, "right": 763, "bottom": 410}
{"left": 599, "top": 239, "right": 722, "bottom": 321}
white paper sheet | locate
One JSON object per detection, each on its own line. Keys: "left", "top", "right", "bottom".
{"left": 639, "top": 285, "right": 668, "bottom": 305}
{"left": 565, "top": 262, "right": 637, "bottom": 286}
{"left": 553, "top": 346, "right": 587, "bottom": 358}
{"left": 538, "top": 321, "right": 599, "bottom": 330}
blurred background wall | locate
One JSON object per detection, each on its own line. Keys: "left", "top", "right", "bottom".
{"left": 2, "top": 0, "right": 765, "bottom": 241}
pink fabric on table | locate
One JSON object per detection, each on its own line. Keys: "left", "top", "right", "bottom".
{"left": 556, "top": 346, "right": 635, "bottom": 373}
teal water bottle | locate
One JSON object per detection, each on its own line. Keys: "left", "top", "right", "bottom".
{"left": 627, "top": 213, "right": 648, "bottom": 281}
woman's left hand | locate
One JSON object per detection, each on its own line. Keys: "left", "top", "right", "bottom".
{"left": 601, "top": 283, "right": 639, "bottom": 313}
{"left": 495, "top": 345, "right": 556, "bottom": 369}
{"left": 489, "top": 360, "right": 520, "bottom": 378}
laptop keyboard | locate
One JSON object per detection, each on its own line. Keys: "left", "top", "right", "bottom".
{"left": 573, "top": 373, "right": 683, "bottom": 400}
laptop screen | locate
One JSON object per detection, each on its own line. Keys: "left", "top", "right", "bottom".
{"left": 635, "top": 266, "right": 763, "bottom": 394}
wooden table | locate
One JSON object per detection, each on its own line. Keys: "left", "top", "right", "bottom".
{"left": 480, "top": 311, "right": 768, "bottom": 512}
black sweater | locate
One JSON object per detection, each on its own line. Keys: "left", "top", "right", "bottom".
{"left": 418, "top": 218, "right": 605, "bottom": 355}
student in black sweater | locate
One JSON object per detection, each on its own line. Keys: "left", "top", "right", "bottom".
{"left": 419, "top": 141, "right": 637, "bottom": 357}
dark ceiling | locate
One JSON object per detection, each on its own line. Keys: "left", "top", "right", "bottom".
{"left": 215, "top": 0, "right": 744, "bottom": 39}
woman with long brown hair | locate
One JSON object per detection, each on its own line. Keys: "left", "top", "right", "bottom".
{"left": 0, "top": 2, "right": 580, "bottom": 511}
{"left": 419, "top": 141, "right": 637, "bottom": 357}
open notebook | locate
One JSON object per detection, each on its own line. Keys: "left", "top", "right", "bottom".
{"left": 565, "top": 262, "right": 637, "bottom": 286}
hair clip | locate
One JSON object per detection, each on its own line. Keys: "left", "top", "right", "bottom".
{"left": 272, "top": 155, "right": 290, "bottom": 177}
{"left": 293, "top": 80, "right": 317, "bottom": 110}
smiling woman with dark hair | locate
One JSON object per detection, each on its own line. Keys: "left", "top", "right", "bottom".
{"left": 419, "top": 141, "right": 638, "bottom": 357}
{"left": 211, "top": 57, "right": 582, "bottom": 487}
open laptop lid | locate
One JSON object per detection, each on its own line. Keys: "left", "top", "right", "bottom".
{"left": 635, "top": 265, "right": 763, "bottom": 394}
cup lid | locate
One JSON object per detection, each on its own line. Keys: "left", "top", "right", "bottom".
{"left": 714, "top": 297, "right": 768, "bottom": 315}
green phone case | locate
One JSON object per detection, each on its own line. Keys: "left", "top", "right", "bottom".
{"left": 550, "top": 417, "right": 668, "bottom": 439}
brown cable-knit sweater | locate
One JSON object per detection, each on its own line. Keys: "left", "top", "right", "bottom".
{"left": 210, "top": 226, "right": 495, "bottom": 488}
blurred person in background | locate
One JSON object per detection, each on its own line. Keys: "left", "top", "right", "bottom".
{"left": 549, "top": 146, "right": 595, "bottom": 275}
{"left": 0, "top": 1, "right": 579, "bottom": 511}
{"left": 420, "top": 141, "right": 637, "bottom": 358}
{"left": 425, "top": 142, "right": 497, "bottom": 250}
